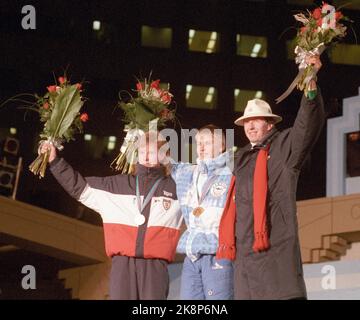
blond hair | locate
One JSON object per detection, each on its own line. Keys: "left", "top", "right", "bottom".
{"left": 130, "top": 131, "right": 171, "bottom": 176}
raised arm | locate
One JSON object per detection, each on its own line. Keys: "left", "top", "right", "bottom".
{"left": 42, "top": 142, "right": 122, "bottom": 213}
{"left": 287, "top": 56, "right": 326, "bottom": 169}
{"left": 40, "top": 142, "right": 87, "bottom": 199}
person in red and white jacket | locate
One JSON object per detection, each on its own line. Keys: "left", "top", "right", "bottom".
{"left": 41, "top": 132, "right": 183, "bottom": 300}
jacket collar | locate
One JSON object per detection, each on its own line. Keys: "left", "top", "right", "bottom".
{"left": 252, "top": 128, "right": 278, "bottom": 149}
{"left": 234, "top": 128, "right": 279, "bottom": 171}
{"left": 196, "top": 151, "right": 232, "bottom": 174}
{"left": 135, "top": 163, "right": 165, "bottom": 178}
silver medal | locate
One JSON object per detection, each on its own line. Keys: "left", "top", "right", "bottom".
{"left": 134, "top": 214, "right": 146, "bottom": 226}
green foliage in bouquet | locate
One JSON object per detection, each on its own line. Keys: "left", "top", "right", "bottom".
{"left": 295, "top": 4, "right": 349, "bottom": 52}
{"left": 29, "top": 76, "right": 88, "bottom": 178}
{"left": 112, "top": 77, "right": 176, "bottom": 173}
{"left": 276, "top": 2, "right": 353, "bottom": 103}
{"left": 120, "top": 78, "right": 175, "bottom": 131}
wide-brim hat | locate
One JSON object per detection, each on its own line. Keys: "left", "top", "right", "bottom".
{"left": 234, "top": 98, "right": 282, "bottom": 126}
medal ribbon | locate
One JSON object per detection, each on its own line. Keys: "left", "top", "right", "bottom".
{"left": 196, "top": 169, "right": 219, "bottom": 207}
{"left": 136, "top": 176, "right": 163, "bottom": 214}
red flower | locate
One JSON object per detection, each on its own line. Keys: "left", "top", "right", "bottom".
{"left": 312, "top": 8, "right": 322, "bottom": 20}
{"left": 150, "top": 79, "right": 161, "bottom": 89}
{"left": 300, "top": 26, "right": 308, "bottom": 33}
{"left": 58, "top": 76, "right": 66, "bottom": 85}
{"left": 136, "top": 82, "right": 143, "bottom": 91}
{"left": 76, "top": 83, "right": 82, "bottom": 91}
{"left": 335, "top": 11, "right": 343, "bottom": 21}
{"left": 43, "top": 102, "right": 49, "bottom": 110}
{"left": 47, "top": 85, "right": 57, "bottom": 92}
{"left": 316, "top": 18, "right": 322, "bottom": 27}
{"left": 80, "top": 113, "right": 89, "bottom": 122}
{"left": 160, "top": 92, "right": 172, "bottom": 104}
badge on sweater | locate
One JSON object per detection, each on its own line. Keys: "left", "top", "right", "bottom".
{"left": 211, "top": 182, "right": 227, "bottom": 197}
{"left": 163, "top": 198, "right": 171, "bottom": 210}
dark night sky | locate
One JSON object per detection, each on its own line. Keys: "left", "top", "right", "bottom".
{"left": 0, "top": 0, "right": 359, "bottom": 221}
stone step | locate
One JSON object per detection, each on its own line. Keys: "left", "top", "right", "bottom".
{"left": 323, "top": 235, "right": 350, "bottom": 256}
{"left": 329, "top": 235, "right": 348, "bottom": 247}
{"left": 312, "top": 249, "right": 328, "bottom": 263}
{"left": 320, "top": 249, "right": 340, "bottom": 260}
{"left": 312, "top": 248, "right": 340, "bottom": 263}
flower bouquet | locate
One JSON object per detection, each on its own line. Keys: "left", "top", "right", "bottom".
{"left": 28, "top": 76, "right": 88, "bottom": 178}
{"left": 276, "top": 2, "right": 351, "bottom": 103}
{"left": 111, "top": 77, "right": 176, "bottom": 173}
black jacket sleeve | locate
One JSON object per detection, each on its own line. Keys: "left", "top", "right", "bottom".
{"left": 49, "top": 157, "right": 126, "bottom": 215}
{"left": 287, "top": 89, "right": 325, "bottom": 170}
{"left": 49, "top": 157, "right": 87, "bottom": 200}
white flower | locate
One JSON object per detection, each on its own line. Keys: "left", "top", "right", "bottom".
{"left": 151, "top": 87, "right": 161, "bottom": 98}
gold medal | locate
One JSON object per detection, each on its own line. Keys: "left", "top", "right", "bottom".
{"left": 193, "top": 207, "right": 205, "bottom": 217}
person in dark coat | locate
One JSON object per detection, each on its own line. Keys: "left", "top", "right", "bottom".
{"left": 233, "top": 55, "right": 325, "bottom": 299}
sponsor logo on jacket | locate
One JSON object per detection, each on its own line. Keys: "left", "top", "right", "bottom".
{"left": 163, "top": 198, "right": 171, "bottom": 210}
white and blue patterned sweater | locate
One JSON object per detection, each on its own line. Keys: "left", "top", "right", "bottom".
{"left": 171, "top": 151, "right": 233, "bottom": 261}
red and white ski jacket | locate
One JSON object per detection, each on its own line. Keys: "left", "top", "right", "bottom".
{"left": 50, "top": 158, "right": 183, "bottom": 262}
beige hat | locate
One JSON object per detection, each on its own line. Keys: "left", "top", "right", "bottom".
{"left": 234, "top": 98, "right": 282, "bottom": 126}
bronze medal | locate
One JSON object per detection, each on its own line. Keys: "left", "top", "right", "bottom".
{"left": 193, "top": 206, "right": 205, "bottom": 217}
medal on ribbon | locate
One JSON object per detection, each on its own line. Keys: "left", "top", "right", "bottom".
{"left": 193, "top": 206, "right": 205, "bottom": 217}
{"left": 192, "top": 168, "right": 218, "bottom": 218}
{"left": 135, "top": 175, "right": 163, "bottom": 226}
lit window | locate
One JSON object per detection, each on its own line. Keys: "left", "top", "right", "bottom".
{"left": 186, "top": 85, "right": 217, "bottom": 109}
{"left": 237, "top": 34, "right": 267, "bottom": 58}
{"left": 84, "top": 134, "right": 92, "bottom": 141}
{"left": 92, "top": 21, "right": 114, "bottom": 44}
{"left": 141, "top": 26, "right": 172, "bottom": 48}
{"left": 93, "top": 20, "right": 101, "bottom": 31}
{"left": 188, "top": 29, "right": 220, "bottom": 54}
{"left": 234, "top": 89, "right": 266, "bottom": 112}
{"left": 10, "top": 128, "right": 17, "bottom": 135}
{"left": 186, "top": 85, "right": 192, "bottom": 100}
{"left": 107, "top": 136, "right": 117, "bottom": 150}
{"left": 107, "top": 142, "right": 116, "bottom": 150}
{"left": 328, "top": 44, "right": 360, "bottom": 66}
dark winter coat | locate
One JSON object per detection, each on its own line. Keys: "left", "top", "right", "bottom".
{"left": 233, "top": 91, "right": 325, "bottom": 299}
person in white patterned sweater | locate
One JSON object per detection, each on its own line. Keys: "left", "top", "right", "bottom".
{"left": 171, "top": 124, "right": 235, "bottom": 300}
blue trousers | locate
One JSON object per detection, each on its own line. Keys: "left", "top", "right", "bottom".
{"left": 180, "top": 255, "right": 234, "bottom": 300}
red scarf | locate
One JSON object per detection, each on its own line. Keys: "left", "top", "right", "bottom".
{"left": 252, "top": 144, "right": 270, "bottom": 252}
{"left": 216, "top": 176, "right": 236, "bottom": 260}
{"left": 216, "top": 144, "right": 271, "bottom": 259}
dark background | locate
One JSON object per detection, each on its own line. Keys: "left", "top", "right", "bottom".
{"left": 0, "top": 0, "right": 359, "bottom": 225}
